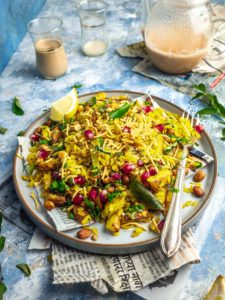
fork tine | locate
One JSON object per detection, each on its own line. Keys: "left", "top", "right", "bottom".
{"left": 196, "top": 114, "right": 200, "bottom": 126}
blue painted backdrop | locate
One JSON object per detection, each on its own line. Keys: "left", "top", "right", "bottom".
{"left": 0, "top": 0, "right": 46, "bottom": 74}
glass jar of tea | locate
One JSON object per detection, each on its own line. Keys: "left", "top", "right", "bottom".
{"left": 144, "top": 0, "right": 214, "bottom": 74}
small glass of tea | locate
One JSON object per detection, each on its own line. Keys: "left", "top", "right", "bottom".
{"left": 28, "top": 17, "right": 68, "bottom": 79}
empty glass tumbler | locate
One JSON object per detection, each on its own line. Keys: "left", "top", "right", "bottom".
{"left": 77, "top": 0, "right": 108, "bottom": 57}
{"left": 28, "top": 17, "right": 68, "bottom": 79}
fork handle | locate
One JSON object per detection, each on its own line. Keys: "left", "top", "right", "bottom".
{"left": 160, "top": 147, "right": 187, "bottom": 258}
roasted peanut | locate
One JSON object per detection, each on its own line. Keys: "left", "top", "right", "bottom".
{"left": 193, "top": 170, "right": 206, "bottom": 182}
{"left": 107, "top": 186, "right": 115, "bottom": 193}
{"left": 167, "top": 128, "right": 174, "bottom": 135}
{"left": 46, "top": 194, "right": 66, "bottom": 206}
{"left": 34, "top": 127, "right": 42, "bottom": 134}
{"left": 77, "top": 229, "right": 93, "bottom": 240}
{"left": 121, "top": 174, "right": 130, "bottom": 185}
{"left": 44, "top": 200, "right": 55, "bottom": 210}
{"left": 91, "top": 234, "right": 98, "bottom": 241}
{"left": 185, "top": 168, "right": 189, "bottom": 176}
{"left": 192, "top": 186, "right": 204, "bottom": 198}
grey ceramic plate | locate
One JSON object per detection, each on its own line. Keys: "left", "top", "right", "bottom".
{"left": 13, "top": 91, "right": 217, "bottom": 254}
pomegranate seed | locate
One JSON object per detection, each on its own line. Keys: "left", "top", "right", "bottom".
{"left": 73, "top": 193, "right": 84, "bottom": 204}
{"left": 158, "top": 219, "right": 165, "bottom": 231}
{"left": 195, "top": 124, "right": 204, "bottom": 133}
{"left": 137, "top": 159, "right": 144, "bottom": 167}
{"left": 143, "top": 106, "right": 154, "bottom": 114}
{"left": 73, "top": 175, "right": 86, "bottom": 186}
{"left": 39, "top": 149, "right": 49, "bottom": 160}
{"left": 88, "top": 187, "right": 98, "bottom": 201}
{"left": 149, "top": 166, "right": 157, "bottom": 176}
{"left": 155, "top": 124, "right": 164, "bottom": 132}
{"left": 30, "top": 134, "right": 40, "bottom": 142}
{"left": 84, "top": 130, "right": 94, "bottom": 139}
{"left": 122, "top": 126, "right": 131, "bottom": 133}
{"left": 121, "top": 163, "right": 136, "bottom": 174}
{"left": 141, "top": 171, "right": 150, "bottom": 183}
{"left": 111, "top": 173, "right": 121, "bottom": 181}
{"left": 51, "top": 171, "right": 62, "bottom": 181}
{"left": 100, "top": 190, "right": 108, "bottom": 203}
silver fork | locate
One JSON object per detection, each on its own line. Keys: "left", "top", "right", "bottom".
{"left": 160, "top": 112, "right": 200, "bottom": 258}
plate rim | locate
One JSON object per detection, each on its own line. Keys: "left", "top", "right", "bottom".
{"left": 13, "top": 90, "right": 218, "bottom": 252}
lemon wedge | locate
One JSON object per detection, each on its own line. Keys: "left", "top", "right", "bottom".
{"left": 50, "top": 88, "right": 79, "bottom": 121}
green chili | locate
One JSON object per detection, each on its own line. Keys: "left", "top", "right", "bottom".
{"left": 109, "top": 103, "right": 131, "bottom": 119}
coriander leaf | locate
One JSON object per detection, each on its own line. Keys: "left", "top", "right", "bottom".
{"left": 17, "top": 130, "right": 25, "bottom": 136}
{"left": 170, "top": 187, "right": 180, "bottom": 193}
{"left": 12, "top": 97, "right": 24, "bottom": 116}
{"left": 108, "top": 191, "right": 121, "bottom": 202}
{"left": 197, "top": 107, "right": 217, "bottom": 116}
{"left": 39, "top": 139, "right": 48, "bottom": 145}
{"left": 0, "top": 127, "right": 7, "bottom": 135}
{"left": 90, "top": 206, "right": 101, "bottom": 221}
{"left": 16, "top": 263, "right": 31, "bottom": 277}
{"left": 69, "top": 212, "right": 75, "bottom": 220}
{"left": 50, "top": 180, "right": 59, "bottom": 190}
{"left": 84, "top": 198, "right": 95, "bottom": 209}
{"left": 72, "top": 83, "right": 82, "bottom": 89}
{"left": 0, "top": 282, "right": 7, "bottom": 298}
{"left": 97, "top": 137, "right": 104, "bottom": 147}
{"left": 0, "top": 236, "right": 5, "bottom": 252}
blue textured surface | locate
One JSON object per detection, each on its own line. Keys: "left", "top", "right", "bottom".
{"left": 0, "top": 0, "right": 225, "bottom": 299}
{"left": 0, "top": 0, "right": 46, "bottom": 73}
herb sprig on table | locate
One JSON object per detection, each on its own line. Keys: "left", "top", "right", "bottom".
{"left": 193, "top": 83, "right": 225, "bottom": 140}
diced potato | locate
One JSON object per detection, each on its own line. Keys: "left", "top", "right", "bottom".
{"left": 155, "top": 188, "right": 167, "bottom": 204}
{"left": 105, "top": 208, "right": 123, "bottom": 233}
{"left": 101, "top": 197, "right": 125, "bottom": 219}
{"left": 147, "top": 170, "right": 172, "bottom": 192}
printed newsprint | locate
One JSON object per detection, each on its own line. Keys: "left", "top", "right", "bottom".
{"left": 18, "top": 137, "right": 91, "bottom": 232}
{"left": 117, "top": 4, "right": 225, "bottom": 94}
{"left": 50, "top": 178, "right": 224, "bottom": 295}
{"left": 52, "top": 229, "right": 199, "bottom": 293}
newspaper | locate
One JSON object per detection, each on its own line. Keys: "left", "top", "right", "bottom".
{"left": 18, "top": 137, "right": 91, "bottom": 232}
{"left": 117, "top": 4, "right": 225, "bottom": 94}
{"left": 52, "top": 229, "right": 199, "bottom": 293}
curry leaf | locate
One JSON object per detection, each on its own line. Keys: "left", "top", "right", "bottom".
{"left": 192, "top": 92, "right": 204, "bottom": 100}
{"left": 0, "top": 127, "right": 7, "bottom": 135}
{"left": 193, "top": 83, "right": 206, "bottom": 93}
{"left": 0, "top": 237, "right": 5, "bottom": 252}
{"left": 12, "top": 97, "right": 24, "bottom": 116}
{"left": 16, "top": 263, "right": 31, "bottom": 277}
{"left": 222, "top": 128, "right": 225, "bottom": 137}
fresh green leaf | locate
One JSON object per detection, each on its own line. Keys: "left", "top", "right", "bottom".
{"left": 197, "top": 107, "right": 217, "bottom": 116}
{"left": 97, "top": 137, "right": 104, "bottom": 147}
{"left": 222, "top": 128, "right": 225, "bottom": 137}
{"left": 0, "top": 282, "right": 7, "bottom": 298}
{"left": 163, "top": 142, "right": 178, "bottom": 154}
{"left": 58, "top": 123, "right": 67, "bottom": 131}
{"left": 58, "top": 180, "right": 69, "bottom": 193}
{"left": 0, "top": 127, "right": 8, "bottom": 135}
{"left": 16, "top": 263, "right": 31, "bottom": 277}
{"left": 126, "top": 204, "right": 145, "bottom": 214}
{"left": 192, "top": 92, "right": 204, "bottom": 100}
{"left": 12, "top": 97, "right": 24, "bottom": 116}
{"left": 221, "top": 137, "right": 225, "bottom": 141}
{"left": 17, "top": 130, "right": 25, "bottom": 136}
{"left": 107, "top": 191, "right": 121, "bottom": 202}
{"left": 193, "top": 83, "right": 206, "bottom": 93}
{"left": 89, "top": 96, "right": 97, "bottom": 106}
{"left": 219, "top": 121, "right": 225, "bottom": 125}
{"left": 69, "top": 212, "right": 75, "bottom": 220}
{"left": 72, "top": 83, "right": 82, "bottom": 89}
{"left": 109, "top": 103, "right": 131, "bottom": 119}
{"left": 39, "top": 139, "right": 48, "bottom": 145}
{"left": 95, "top": 146, "right": 111, "bottom": 155}
{"left": 170, "top": 187, "right": 180, "bottom": 193}
{"left": 0, "top": 236, "right": 5, "bottom": 252}
{"left": 84, "top": 198, "right": 95, "bottom": 209}
{"left": 28, "top": 164, "right": 35, "bottom": 175}
{"left": 91, "top": 167, "right": 100, "bottom": 176}
{"left": 50, "top": 180, "right": 59, "bottom": 190}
